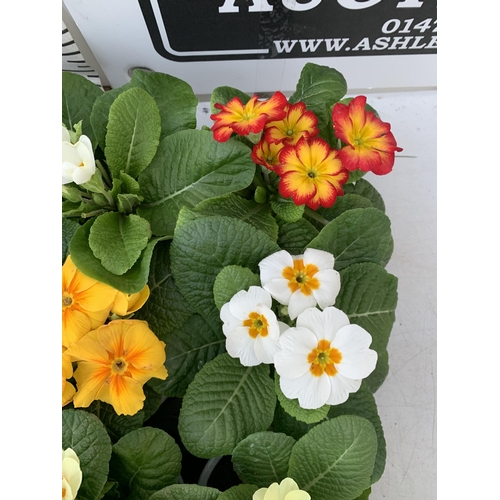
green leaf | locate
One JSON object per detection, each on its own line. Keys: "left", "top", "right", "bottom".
{"left": 328, "top": 382, "right": 386, "bottom": 484}
{"left": 277, "top": 218, "right": 319, "bottom": 255}
{"left": 91, "top": 70, "right": 197, "bottom": 152}
{"left": 335, "top": 262, "right": 398, "bottom": 363}
{"left": 117, "top": 193, "right": 143, "bottom": 214}
{"left": 133, "top": 240, "right": 195, "bottom": 336}
{"left": 170, "top": 215, "right": 280, "bottom": 326}
{"left": 271, "top": 401, "right": 318, "bottom": 441}
{"left": 63, "top": 217, "right": 81, "bottom": 264}
{"left": 137, "top": 130, "right": 256, "bottom": 236}
{"left": 150, "top": 484, "right": 220, "bottom": 500}
{"left": 217, "top": 484, "right": 258, "bottom": 500}
{"left": 69, "top": 218, "right": 160, "bottom": 293}
{"left": 307, "top": 208, "right": 393, "bottom": 270}
{"left": 288, "top": 416, "right": 377, "bottom": 500}
{"left": 346, "top": 169, "right": 367, "bottom": 184}
{"left": 99, "top": 481, "right": 121, "bottom": 500}
{"left": 270, "top": 199, "right": 304, "bottom": 223}
{"left": 148, "top": 313, "right": 226, "bottom": 397}
{"left": 88, "top": 212, "right": 152, "bottom": 275}
{"left": 213, "top": 265, "right": 261, "bottom": 311}
{"left": 62, "top": 409, "right": 112, "bottom": 500}
{"left": 110, "top": 427, "right": 182, "bottom": 500}
{"left": 354, "top": 487, "right": 371, "bottom": 500}
{"left": 210, "top": 86, "right": 251, "bottom": 113}
{"left": 343, "top": 179, "right": 386, "bottom": 213}
{"left": 318, "top": 194, "right": 373, "bottom": 221}
{"left": 84, "top": 401, "right": 145, "bottom": 443}
{"left": 62, "top": 72, "right": 103, "bottom": 145}
{"left": 274, "top": 373, "right": 329, "bottom": 424}
{"left": 194, "top": 194, "right": 279, "bottom": 242}
{"left": 105, "top": 87, "right": 161, "bottom": 179}
{"left": 178, "top": 353, "right": 276, "bottom": 458}
{"left": 232, "top": 432, "right": 296, "bottom": 487}
{"left": 289, "top": 63, "right": 347, "bottom": 130}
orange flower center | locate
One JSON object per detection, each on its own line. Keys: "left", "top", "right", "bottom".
{"left": 62, "top": 293, "right": 73, "bottom": 308}
{"left": 110, "top": 357, "right": 129, "bottom": 376}
{"left": 243, "top": 312, "right": 269, "bottom": 338}
{"left": 307, "top": 339, "right": 342, "bottom": 377}
{"left": 282, "top": 259, "right": 320, "bottom": 295}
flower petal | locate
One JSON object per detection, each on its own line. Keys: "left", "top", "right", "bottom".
{"left": 259, "top": 250, "right": 294, "bottom": 283}
{"left": 303, "top": 248, "right": 335, "bottom": 270}
{"left": 311, "top": 269, "right": 341, "bottom": 309}
{"left": 279, "top": 477, "right": 300, "bottom": 497}
{"left": 274, "top": 327, "right": 317, "bottom": 379}
{"left": 226, "top": 327, "right": 261, "bottom": 366}
{"left": 288, "top": 289, "right": 316, "bottom": 320}
{"left": 98, "top": 373, "right": 146, "bottom": 416}
{"left": 262, "top": 278, "right": 292, "bottom": 305}
{"left": 281, "top": 371, "right": 331, "bottom": 409}
{"left": 325, "top": 373, "right": 359, "bottom": 405}
{"left": 253, "top": 334, "right": 280, "bottom": 364}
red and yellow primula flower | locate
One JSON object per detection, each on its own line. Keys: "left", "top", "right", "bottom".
{"left": 332, "top": 95, "right": 402, "bottom": 175}
{"left": 251, "top": 138, "right": 286, "bottom": 171}
{"left": 210, "top": 91, "right": 288, "bottom": 142}
{"left": 66, "top": 319, "right": 168, "bottom": 416}
{"left": 62, "top": 255, "right": 118, "bottom": 348}
{"left": 275, "top": 137, "right": 349, "bottom": 210}
{"left": 264, "top": 101, "right": 319, "bottom": 146}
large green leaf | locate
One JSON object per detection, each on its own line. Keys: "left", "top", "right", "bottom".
{"left": 62, "top": 71, "right": 102, "bottom": 145}
{"left": 137, "top": 130, "right": 256, "bottom": 236}
{"left": 288, "top": 416, "right": 377, "bottom": 500}
{"left": 217, "top": 485, "right": 258, "bottom": 500}
{"left": 90, "top": 69, "right": 197, "bottom": 152}
{"left": 307, "top": 208, "right": 393, "bottom": 270}
{"left": 328, "top": 382, "right": 386, "bottom": 484}
{"left": 105, "top": 87, "right": 161, "bottom": 180}
{"left": 88, "top": 212, "right": 152, "bottom": 275}
{"left": 277, "top": 217, "right": 319, "bottom": 255}
{"left": 232, "top": 432, "right": 296, "bottom": 487}
{"left": 271, "top": 401, "right": 318, "bottom": 442}
{"left": 69, "top": 218, "right": 160, "bottom": 293}
{"left": 63, "top": 217, "right": 81, "bottom": 264}
{"left": 133, "top": 240, "right": 195, "bottom": 337}
{"left": 178, "top": 353, "right": 276, "bottom": 458}
{"left": 194, "top": 194, "right": 279, "bottom": 242}
{"left": 62, "top": 409, "right": 112, "bottom": 500}
{"left": 150, "top": 485, "right": 220, "bottom": 500}
{"left": 343, "top": 179, "right": 386, "bottom": 213}
{"left": 110, "top": 427, "right": 182, "bottom": 500}
{"left": 289, "top": 63, "right": 347, "bottom": 130}
{"left": 170, "top": 215, "right": 280, "bottom": 326}
{"left": 148, "top": 313, "right": 226, "bottom": 398}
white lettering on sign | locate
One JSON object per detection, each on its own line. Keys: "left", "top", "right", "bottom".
{"left": 337, "top": 0, "right": 381, "bottom": 10}
{"left": 282, "top": 0, "right": 323, "bottom": 12}
{"left": 219, "top": 0, "right": 424, "bottom": 14}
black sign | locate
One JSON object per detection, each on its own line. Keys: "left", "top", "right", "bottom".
{"left": 139, "top": 0, "right": 437, "bottom": 62}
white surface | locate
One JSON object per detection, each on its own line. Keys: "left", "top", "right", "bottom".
{"left": 197, "top": 89, "right": 437, "bottom": 500}
{"left": 62, "top": 0, "right": 436, "bottom": 93}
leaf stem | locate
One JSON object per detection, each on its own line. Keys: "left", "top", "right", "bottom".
{"left": 81, "top": 209, "right": 106, "bottom": 218}
{"left": 198, "top": 456, "right": 222, "bottom": 486}
{"left": 304, "top": 206, "right": 330, "bottom": 226}
{"left": 96, "top": 160, "right": 113, "bottom": 188}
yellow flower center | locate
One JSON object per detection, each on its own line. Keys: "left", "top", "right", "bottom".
{"left": 307, "top": 339, "right": 342, "bottom": 377}
{"left": 111, "top": 357, "right": 129, "bottom": 375}
{"left": 282, "top": 259, "right": 320, "bottom": 295}
{"left": 243, "top": 312, "right": 269, "bottom": 338}
{"left": 62, "top": 293, "right": 73, "bottom": 308}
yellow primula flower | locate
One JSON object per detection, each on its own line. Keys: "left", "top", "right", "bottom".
{"left": 66, "top": 319, "right": 168, "bottom": 416}
{"left": 62, "top": 347, "right": 76, "bottom": 407}
{"left": 62, "top": 255, "right": 118, "bottom": 348}
{"left": 253, "top": 478, "right": 310, "bottom": 500}
{"left": 111, "top": 285, "right": 150, "bottom": 317}
{"left": 62, "top": 448, "right": 82, "bottom": 500}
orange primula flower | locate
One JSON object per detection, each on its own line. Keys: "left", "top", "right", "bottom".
{"left": 66, "top": 319, "right": 168, "bottom": 416}
{"left": 275, "top": 137, "right": 349, "bottom": 210}
{"left": 332, "top": 95, "right": 403, "bottom": 175}
{"left": 62, "top": 255, "right": 118, "bottom": 348}
{"left": 251, "top": 138, "right": 286, "bottom": 171}
{"left": 264, "top": 102, "right": 319, "bottom": 146}
{"left": 111, "top": 285, "right": 150, "bottom": 317}
{"left": 210, "top": 91, "right": 287, "bottom": 142}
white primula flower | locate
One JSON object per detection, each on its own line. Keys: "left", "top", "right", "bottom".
{"left": 258, "top": 248, "right": 340, "bottom": 320}
{"left": 253, "top": 477, "right": 310, "bottom": 500}
{"left": 62, "top": 127, "right": 96, "bottom": 185}
{"left": 220, "top": 286, "right": 288, "bottom": 366}
{"left": 274, "top": 307, "right": 377, "bottom": 409}
{"left": 62, "top": 447, "right": 83, "bottom": 500}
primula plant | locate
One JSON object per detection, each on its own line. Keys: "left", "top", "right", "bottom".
{"left": 62, "top": 63, "right": 401, "bottom": 500}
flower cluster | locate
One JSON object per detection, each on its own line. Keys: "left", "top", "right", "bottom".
{"left": 62, "top": 255, "right": 167, "bottom": 415}
{"left": 211, "top": 92, "right": 401, "bottom": 210}
{"left": 220, "top": 248, "right": 377, "bottom": 409}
